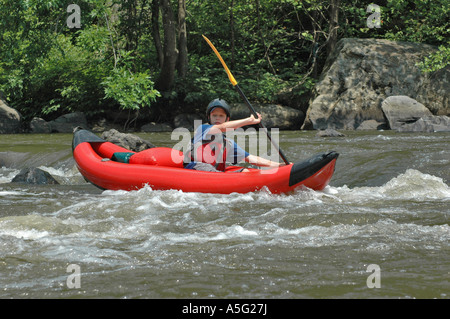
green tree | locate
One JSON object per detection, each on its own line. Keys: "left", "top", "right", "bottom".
{"left": 0, "top": 0, "right": 448, "bottom": 128}
{"left": 0, "top": 0, "right": 161, "bottom": 124}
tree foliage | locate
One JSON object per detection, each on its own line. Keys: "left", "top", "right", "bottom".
{"left": 0, "top": 0, "right": 448, "bottom": 125}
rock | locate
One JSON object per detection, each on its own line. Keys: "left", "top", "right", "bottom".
{"left": 356, "top": 120, "right": 387, "bottom": 130}
{"left": 275, "top": 85, "right": 312, "bottom": 115}
{"left": 230, "top": 103, "right": 304, "bottom": 130}
{"left": 381, "top": 96, "right": 432, "bottom": 130}
{"left": 416, "top": 67, "right": 450, "bottom": 116}
{"left": 0, "top": 94, "right": 22, "bottom": 134}
{"left": 141, "top": 122, "right": 173, "bottom": 132}
{"left": 30, "top": 112, "right": 89, "bottom": 133}
{"left": 12, "top": 167, "right": 59, "bottom": 185}
{"left": 396, "top": 115, "right": 450, "bottom": 132}
{"left": 315, "top": 129, "right": 345, "bottom": 137}
{"left": 30, "top": 117, "right": 52, "bottom": 133}
{"left": 48, "top": 112, "right": 88, "bottom": 133}
{"left": 101, "top": 129, "right": 155, "bottom": 152}
{"left": 302, "top": 38, "right": 449, "bottom": 130}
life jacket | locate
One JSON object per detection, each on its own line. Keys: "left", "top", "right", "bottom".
{"left": 186, "top": 133, "right": 229, "bottom": 171}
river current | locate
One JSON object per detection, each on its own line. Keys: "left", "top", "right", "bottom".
{"left": 0, "top": 130, "right": 448, "bottom": 299}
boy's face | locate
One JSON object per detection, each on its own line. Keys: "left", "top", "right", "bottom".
{"left": 209, "top": 107, "right": 229, "bottom": 125}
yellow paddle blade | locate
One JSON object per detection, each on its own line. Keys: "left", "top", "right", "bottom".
{"left": 202, "top": 34, "right": 238, "bottom": 87}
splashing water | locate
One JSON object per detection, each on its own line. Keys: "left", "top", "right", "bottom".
{"left": 0, "top": 131, "right": 449, "bottom": 298}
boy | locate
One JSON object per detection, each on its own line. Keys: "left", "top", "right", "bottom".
{"left": 184, "top": 98, "right": 286, "bottom": 172}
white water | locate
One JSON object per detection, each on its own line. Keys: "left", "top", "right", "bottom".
{"left": 0, "top": 131, "right": 449, "bottom": 299}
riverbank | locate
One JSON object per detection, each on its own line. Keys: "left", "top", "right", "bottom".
{"left": 2, "top": 93, "right": 449, "bottom": 135}
{"left": 2, "top": 107, "right": 449, "bottom": 136}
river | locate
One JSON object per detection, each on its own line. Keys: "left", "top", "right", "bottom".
{"left": 0, "top": 130, "right": 448, "bottom": 299}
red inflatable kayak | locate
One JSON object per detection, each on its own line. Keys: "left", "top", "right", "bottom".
{"left": 72, "top": 129, "right": 338, "bottom": 194}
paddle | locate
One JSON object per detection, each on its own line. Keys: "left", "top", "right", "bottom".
{"left": 202, "top": 35, "right": 290, "bottom": 165}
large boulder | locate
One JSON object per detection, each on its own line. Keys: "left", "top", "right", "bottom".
{"left": 381, "top": 96, "right": 432, "bottom": 130}
{"left": 302, "top": 38, "right": 449, "bottom": 130}
{"left": 0, "top": 94, "right": 21, "bottom": 134}
{"left": 380, "top": 96, "right": 450, "bottom": 132}
{"left": 396, "top": 115, "right": 450, "bottom": 132}
{"left": 416, "top": 67, "right": 450, "bottom": 116}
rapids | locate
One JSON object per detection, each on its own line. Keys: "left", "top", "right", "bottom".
{"left": 0, "top": 130, "right": 448, "bottom": 299}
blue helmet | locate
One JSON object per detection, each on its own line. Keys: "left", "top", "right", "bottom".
{"left": 206, "top": 98, "right": 231, "bottom": 122}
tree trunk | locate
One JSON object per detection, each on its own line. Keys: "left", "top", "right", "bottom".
{"left": 156, "top": 0, "right": 178, "bottom": 92}
{"left": 177, "top": 0, "right": 188, "bottom": 78}
{"left": 230, "top": 0, "right": 235, "bottom": 70}
{"left": 327, "top": 0, "right": 340, "bottom": 56}
{"left": 123, "top": 0, "right": 138, "bottom": 51}
{"left": 151, "top": 0, "right": 164, "bottom": 68}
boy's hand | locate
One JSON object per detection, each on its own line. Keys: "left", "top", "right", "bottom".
{"left": 248, "top": 113, "right": 262, "bottom": 125}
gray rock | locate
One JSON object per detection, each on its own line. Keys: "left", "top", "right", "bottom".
{"left": 302, "top": 38, "right": 449, "bottom": 130}
{"left": 356, "top": 120, "right": 387, "bottom": 130}
{"left": 315, "top": 129, "right": 345, "bottom": 137}
{"left": 416, "top": 67, "right": 450, "bottom": 116}
{"left": 0, "top": 94, "right": 21, "bottom": 134}
{"left": 48, "top": 112, "right": 88, "bottom": 133}
{"left": 29, "top": 112, "right": 89, "bottom": 133}
{"left": 30, "top": 117, "right": 52, "bottom": 133}
{"left": 381, "top": 96, "right": 432, "bottom": 130}
{"left": 396, "top": 115, "right": 450, "bottom": 132}
{"left": 101, "top": 129, "right": 155, "bottom": 152}
{"left": 12, "top": 167, "right": 59, "bottom": 185}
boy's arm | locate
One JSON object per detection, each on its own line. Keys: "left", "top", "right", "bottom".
{"left": 209, "top": 113, "right": 262, "bottom": 134}
{"left": 245, "top": 154, "right": 287, "bottom": 168}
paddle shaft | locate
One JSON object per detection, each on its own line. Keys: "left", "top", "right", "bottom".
{"left": 234, "top": 85, "right": 290, "bottom": 165}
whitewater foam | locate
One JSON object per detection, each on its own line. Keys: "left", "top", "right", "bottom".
{"left": 331, "top": 169, "right": 449, "bottom": 203}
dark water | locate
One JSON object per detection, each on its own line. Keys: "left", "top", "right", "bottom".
{"left": 0, "top": 130, "right": 448, "bottom": 299}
